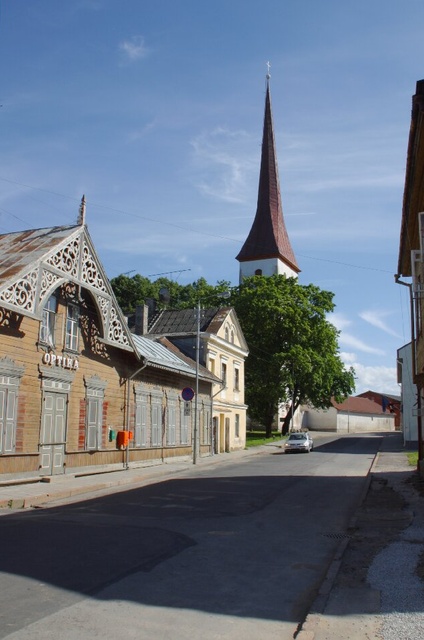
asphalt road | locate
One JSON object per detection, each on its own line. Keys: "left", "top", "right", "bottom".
{"left": 0, "top": 433, "right": 382, "bottom": 640}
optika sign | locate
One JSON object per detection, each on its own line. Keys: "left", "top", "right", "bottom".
{"left": 42, "top": 352, "right": 79, "bottom": 371}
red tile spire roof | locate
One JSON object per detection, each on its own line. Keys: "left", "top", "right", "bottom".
{"left": 236, "top": 78, "right": 299, "bottom": 273}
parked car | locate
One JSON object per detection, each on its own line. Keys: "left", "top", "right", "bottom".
{"left": 284, "top": 431, "right": 313, "bottom": 453}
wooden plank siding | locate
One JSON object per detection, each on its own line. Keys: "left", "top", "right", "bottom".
{"left": 0, "top": 300, "right": 212, "bottom": 478}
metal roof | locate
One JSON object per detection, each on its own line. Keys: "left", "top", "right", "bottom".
{"left": 0, "top": 225, "right": 79, "bottom": 286}
{"left": 132, "top": 334, "right": 197, "bottom": 376}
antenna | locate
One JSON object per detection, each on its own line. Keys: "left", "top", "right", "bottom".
{"left": 147, "top": 268, "right": 192, "bottom": 278}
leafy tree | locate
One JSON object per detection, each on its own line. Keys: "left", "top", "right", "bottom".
{"left": 110, "top": 274, "right": 231, "bottom": 313}
{"left": 230, "top": 275, "right": 355, "bottom": 437}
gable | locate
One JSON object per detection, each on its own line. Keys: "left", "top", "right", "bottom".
{"left": 0, "top": 225, "right": 133, "bottom": 351}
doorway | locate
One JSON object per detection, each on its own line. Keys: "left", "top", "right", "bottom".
{"left": 39, "top": 391, "right": 67, "bottom": 475}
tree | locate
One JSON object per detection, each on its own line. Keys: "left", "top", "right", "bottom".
{"left": 110, "top": 274, "right": 231, "bottom": 314}
{"left": 230, "top": 275, "right": 355, "bottom": 437}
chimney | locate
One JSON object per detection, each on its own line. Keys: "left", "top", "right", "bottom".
{"left": 134, "top": 305, "right": 149, "bottom": 335}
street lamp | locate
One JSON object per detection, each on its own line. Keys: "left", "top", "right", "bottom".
{"left": 193, "top": 292, "right": 230, "bottom": 464}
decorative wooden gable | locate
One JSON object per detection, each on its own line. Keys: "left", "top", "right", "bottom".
{"left": 0, "top": 225, "right": 133, "bottom": 351}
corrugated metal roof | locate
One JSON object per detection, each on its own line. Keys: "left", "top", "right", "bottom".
{"left": 0, "top": 225, "right": 79, "bottom": 286}
{"left": 132, "top": 334, "right": 196, "bottom": 376}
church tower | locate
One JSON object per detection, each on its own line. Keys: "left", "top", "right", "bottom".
{"left": 236, "top": 72, "right": 300, "bottom": 282}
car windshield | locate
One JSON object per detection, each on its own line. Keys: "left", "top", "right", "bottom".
{"left": 288, "top": 434, "right": 306, "bottom": 440}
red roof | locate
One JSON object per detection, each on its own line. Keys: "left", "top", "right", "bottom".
{"left": 331, "top": 396, "right": 389, "bottom": 416}
{"left": 236, "top": 81, "right": 299, "bottom": 273}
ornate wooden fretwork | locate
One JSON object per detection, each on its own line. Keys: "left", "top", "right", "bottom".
{"left": 0, "top": 228, "right": 133, "bottom": 351}
{"left": 0, "top": 269, "right": 38, "bottom": 313}
{"left": 82, "top": 240, "right": 107, "bottom": 292}
{"left": 46, "top": 238, "right": 80, "bottom": 278}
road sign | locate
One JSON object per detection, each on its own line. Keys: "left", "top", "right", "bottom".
{"left": 184, "top": 401, "right": 191, "bottom": 416}
{"left": 182, "top": 387, "right": 195, "bottom": 402}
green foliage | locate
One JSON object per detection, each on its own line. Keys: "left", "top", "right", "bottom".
{"left": 111, "top": 272, "right": 354, "bottom": 440}
{"left": 229, "top": 275, "right": 355, "bottom": 436}
{"left": 110, "top": 274, "right": 231, "bottom": 314}
{"left": 407, "top": 451, "right": 418, "bottom": 467}
{"left": 245, "top": 430, "right": 285, "bottom": 448}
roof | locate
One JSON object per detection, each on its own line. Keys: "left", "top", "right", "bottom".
{"left": 0, "top": 225, "right": 80, "bottom": 287}
{"left": 398, "top": 79, "right": 424, "bottom": 276}
{"left": 331, "top": 396, "right": 393, "bottom": 416}
{"left": 148, "top": 307, "right": 231, "bottom": 336}
{"left": 132, "top": 334, "right": 218, "bottom": 382}
{"left": 236, "top": 80, "right": 299, "bottom": 273}
{"left": 0, "top": 222, "right": 136, "bottom": 352}
{"left": 357, "top": 390, "right": 401, "bottom": 403}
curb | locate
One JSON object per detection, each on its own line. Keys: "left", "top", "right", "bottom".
{"left": 296, "top": 445, "right": 381, "bottom": 639}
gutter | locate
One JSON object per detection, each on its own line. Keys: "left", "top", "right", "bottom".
{"left": 395, "top": 274, "right": 423, "bottom": 464}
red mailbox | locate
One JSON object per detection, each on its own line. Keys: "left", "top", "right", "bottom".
{"left": 117, "top": 430, "right": 130, "bottom": 448}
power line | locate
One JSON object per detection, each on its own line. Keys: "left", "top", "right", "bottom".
{"left": 0, "top": 174, "right": 396, "bottom": 276}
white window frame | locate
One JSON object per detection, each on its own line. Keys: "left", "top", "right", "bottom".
{"left": 65, "top": 303, "right": 79, "bottom": 352}
{"left": 40, "top": 294, "right": 57, "bottom": 346}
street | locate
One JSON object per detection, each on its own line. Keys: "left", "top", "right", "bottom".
{"left": 0, "top": 433, "right": 382, "bottom": 639}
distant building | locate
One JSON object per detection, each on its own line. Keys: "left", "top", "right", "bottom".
{"left": 356, "top": 390, "right": 401, "bottom": 430}
{"left": 142, "top": 306, "right": 249, "bottom": 452}
{"left": 302, "top": 396, "right": 395, "bottom": 433}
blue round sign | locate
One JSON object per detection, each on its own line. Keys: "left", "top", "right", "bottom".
{"left": 182, "top": 387, "right": 195, "bottom": 402}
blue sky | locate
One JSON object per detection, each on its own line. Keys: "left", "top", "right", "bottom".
{"left": 0, "top": 0, "right": 421, "bottom": 396}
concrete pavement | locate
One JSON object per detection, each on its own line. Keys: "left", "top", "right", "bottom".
{"left": 298, "top": 431, "right": 419, "bottom": 640}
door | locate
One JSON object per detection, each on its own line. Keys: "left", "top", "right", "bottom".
{"left": 40, "top": 391, "right": 67, "bottom": 476}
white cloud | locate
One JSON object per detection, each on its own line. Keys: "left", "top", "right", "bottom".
{"left": 359, "top": 309, "right": 402, "bottom": 338}
{"left": 190, "top": 127, "right": 257, "bottom": 204}
{"left": 350, "top": 362, "right": 399, "bottom": 396}
{"left": 328, "top": 312, "right": 351, "bottom": 331}
{"left": 338, "top": 333, "right": 386, "bottom": 356}
{"left": 119, "top": 36, "right": 148, "bottom": 61}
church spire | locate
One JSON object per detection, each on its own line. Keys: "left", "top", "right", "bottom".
{"left": 236, "top": 70, "right": 300, "bottom": 281}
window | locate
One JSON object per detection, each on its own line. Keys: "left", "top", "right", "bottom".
{"left": 151, "top": 393, "right": 162, "bottom": 446}
{"left": 40, "top": 294, "right": 57, "bottom": 346}
{"left": 255, "top": 269, "right": 262, "bottom": 276}
{"left": 203, "top": 406, "right": 211, "bottom": 445}
{"left": 225, "top": 326, "right": 230, "bottom": 341}
{"left": 234, "top": 367, "right": 240, "bottom": 391}
{"left": 0, "top": 387, "right": 18, "bottom": 453}
{"left": 86, "top": 394, "right": 103, "bottom": 450}
{"left": 134, "top": 391, "right": 148, "bottom": 448}
{"left": 221, "top": 362, "right": 227, "bottom": 386}
{"left": 167, "top": 397, "right": 177, "bottom": 445}
{"left": 65, "top": 304, "right": 79, "bottom": 351}
{"left": 84, "top": 376, "right": 107, "bottom": 450}
{"left": 235, "top": 414, "right": 240, "bottom": 438}
{"left": 180, "top": 400, "right": 190, "bottom": 444}
{"left": 208, "top": 357, "right": 216, "bottom": 375}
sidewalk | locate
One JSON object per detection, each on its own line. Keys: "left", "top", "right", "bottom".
{"left": 298, "top": 431, "right": 421, "bottom": 640}
{"left": 0, "top": 447, "right": 255, "bottom": 510}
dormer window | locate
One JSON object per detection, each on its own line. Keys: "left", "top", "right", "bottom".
{"left": 39, "top": 294, "right": 57, "bottom": 346}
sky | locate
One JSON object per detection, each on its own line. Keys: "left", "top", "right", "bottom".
{"left": 0, "top": 0, "right": 421, "bottom": 397}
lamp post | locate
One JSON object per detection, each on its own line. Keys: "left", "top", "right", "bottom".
{"left": 193, "top": 300, "right": 201, "bottom": 465}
